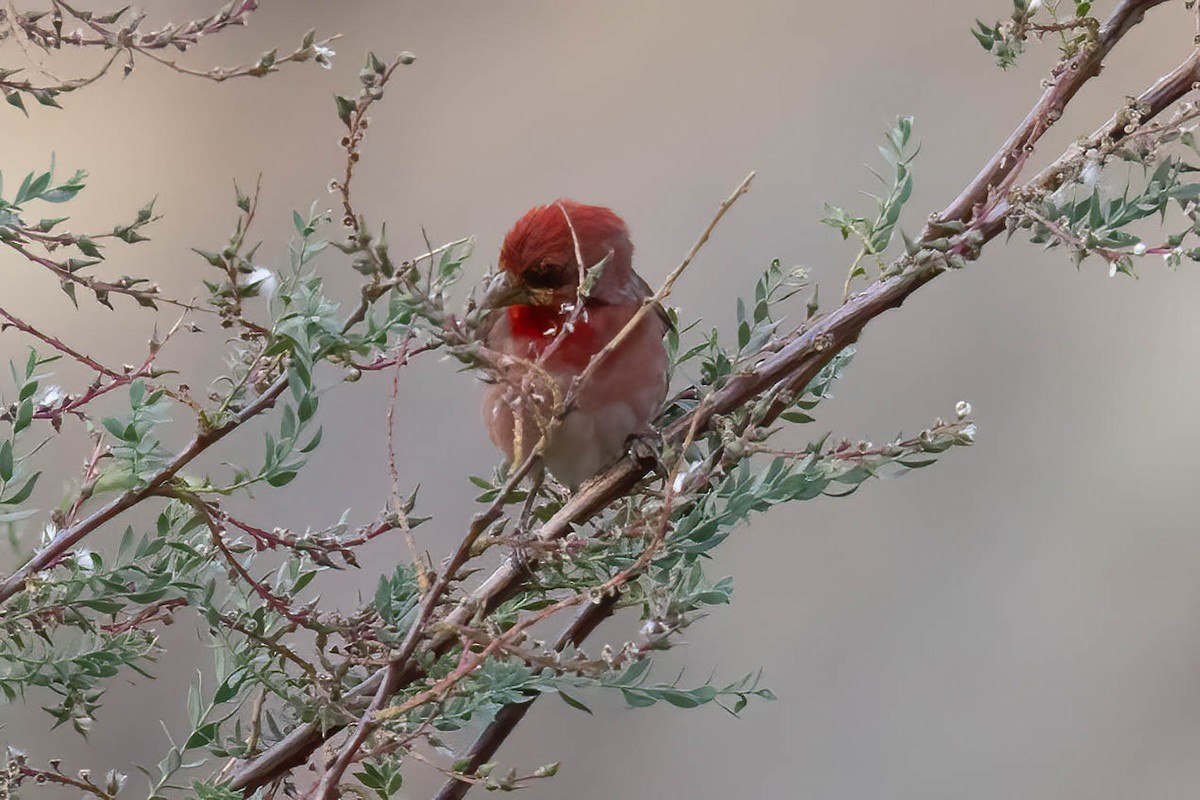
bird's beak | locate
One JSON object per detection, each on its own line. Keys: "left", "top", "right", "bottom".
{"left": 480, "top": 271, "right": 533, "bottom": 309}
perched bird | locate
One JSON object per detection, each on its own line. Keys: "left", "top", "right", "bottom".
{"left": 480, "top": 200, "right": 669, "bottom": 489}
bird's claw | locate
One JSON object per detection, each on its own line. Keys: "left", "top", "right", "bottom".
{"left": 627, "top": 429, "right": 668, "bottom": 478}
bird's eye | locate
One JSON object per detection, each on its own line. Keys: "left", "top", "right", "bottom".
{"left": 522, "top": 263, "right": 566, "bottom": 289}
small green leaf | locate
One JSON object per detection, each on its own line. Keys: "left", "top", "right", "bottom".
{"left": 621, "top": 689, "right": 657, "bottom": 708}
{"left": 0, "top": 440, "right": 12, "bottom": 481}
{"left": 266, "top": 470, "right": 298, "bottom": 488}
{"left": 334, "top": 94, "right": 356, "bottom": 126}
{"left": 102, "top": 417, "right": 130, "bottom": 441}
{"left": 2, "top": 471, "right": 39, "bottom": 505}
{"left": 299, "top": 427, "right": 323, "bottom": 453}
{"left": 183, "top": 722, "right": 220, "bottom": 751}
{"left": 557, "top": 690, "right": 593, "bottom": 714}
{"left": 13, "top": 399, "right": 32, "bottom": 433}
{"left": 5, "top": 91, "right": 27, "bottom": 116}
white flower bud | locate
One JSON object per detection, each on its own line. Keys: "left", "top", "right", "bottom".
{"left": 35, "top": 384, "right": 65, "bottom": 407}
{"left": 313, "top": 44, "right": 336, "bottom": 69}
{"left": 640, "top": 618, "right": 667, "bottom": 639}
{"left": 241, "top": 267, "right": 278, "bottom": 304}
{"left": 75, "top": 550, "right": 97, "bottom": 573}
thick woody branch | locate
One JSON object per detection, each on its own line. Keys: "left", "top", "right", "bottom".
{"left": 931, "top": 0, "right": 1171, "bottom": 232}
{"left": 976, "top": 44, "right": 1200, "bottom": 241}
{"left": 428, "top": 41, "right": 1200, "bottom": 795}
{"left": 228, "top": 0, "right": 1182, "bottom": 791}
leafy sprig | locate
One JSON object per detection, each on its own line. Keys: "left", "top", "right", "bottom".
{"left": 2, "top": 4, "right": 337, "bottom": 113}
{"left": 972, "top": 0, "right": 1098, "bottom": 68}
{"left": 821, "top": 116, "right": 918, "bottom": 298}
{"left": 0, "top": 157, "right": 162, "bottom": 308}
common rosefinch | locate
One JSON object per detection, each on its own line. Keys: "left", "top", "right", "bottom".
{"left": 480, "top": 200, "right": 669, "bottom": 489}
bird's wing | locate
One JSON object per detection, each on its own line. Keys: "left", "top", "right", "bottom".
{"left": 629, "top": 270, "right": 674, "bottom": 334}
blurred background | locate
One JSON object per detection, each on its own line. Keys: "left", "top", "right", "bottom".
{"left": 4, "top": 1, "right": 1200, "bottom": 798}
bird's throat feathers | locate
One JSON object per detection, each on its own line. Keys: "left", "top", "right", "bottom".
{"left": 506, "top": 304, "right": 600, "bottom": 367}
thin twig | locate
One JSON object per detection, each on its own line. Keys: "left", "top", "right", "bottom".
{"left": 432, "top": 596, "right": 618, "bottom": 800}
{"left": 562, "top": 172, "right": 755, "bottom": 417}
{"left": 0, "top": 305, "right": 121, "bottom": 378}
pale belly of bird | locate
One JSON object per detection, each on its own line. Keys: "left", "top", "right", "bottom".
{"left": 482, "top": 315, "right": 668, "bottom": 489}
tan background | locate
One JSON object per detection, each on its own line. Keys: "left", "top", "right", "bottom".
{"left": 4, "top": 1, "right": 1200, "bottom": 798}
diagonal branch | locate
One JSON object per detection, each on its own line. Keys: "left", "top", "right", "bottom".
{"left": 976, "top": 44, "right": 1200, "bottom": 242}
{"left": 931, "top": 0, "right": 1171, "bottom": 232}
{"left": 431, "top": 31, "right": 1200, "bottom": 800}
{"left": 311, "top": 168, "right": 755, "bottom": 799}
{"left": 228, "top": 1, "right": 1183, "bottom": 792}
{"left": 0, "top": 374, "right": 290, "bottom": 605}
{"left": 0, "top": 306, "right": 122, "bottom": 378}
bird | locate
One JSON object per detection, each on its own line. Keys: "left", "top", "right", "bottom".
{"left": 479, "top": 200, "right": 669, "bottom": 489}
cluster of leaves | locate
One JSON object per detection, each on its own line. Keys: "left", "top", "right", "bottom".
{"left": 1012, "top": 142, "right": 1200, "bottom": 277}
{"left": 0, "top": 509, "right": 208, "bottom": 735}
{"left": 972, "top": 0, "right": 1097, "bottom": 69}
{"left": 584, "top": 390, "right": 971, "bottom": 637}
{"left": 0, "top": 623, "right": 157, "bottom": 736}
{"left": 0, "top": 160, "right": 87, "bottom": 214}
{"left": 592, "top": 660, "right": 775, "bottom": 714}
{"left": 373, "top": 563, "right": 421, "bottom": 640}
{"left": 677, "top": 259, "right": 809, "bottom": 393}
{"left": 97, "top": 381, "right": 172, "bottom": 489}
{"left": 488, "top": 256, "right": 972, "bottom": 745}
{"left": 0, "top": 490, "right": 355, "bottom": 795}
{"left": 354, "top": 756, "right": 405, "bottom": 799}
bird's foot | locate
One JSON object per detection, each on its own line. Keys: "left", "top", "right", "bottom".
{"left": 509, "top": 534, "right": 537, "bottom": 576}
{"left": 627, "top": 428, "right": 668, "bottom": 479}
